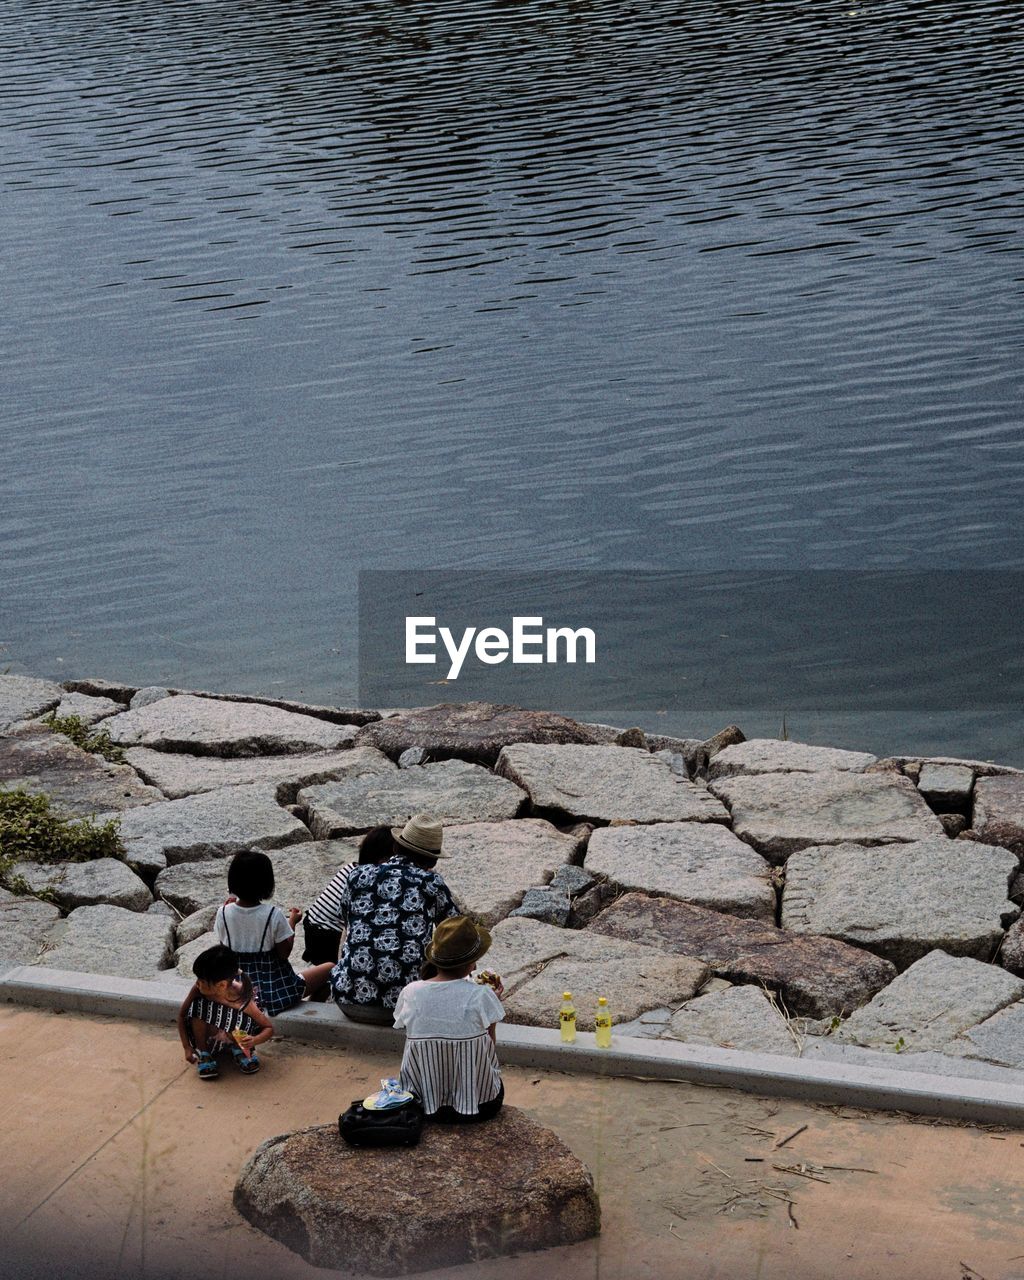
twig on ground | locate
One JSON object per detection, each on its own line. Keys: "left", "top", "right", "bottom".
{"left": 787, "top": 1203, "right": 799, "bottom": 1229}
{"left": 959, "top": 1264, "right": 989, "bottom": 1280}
{"left": 773, "top": 1124, "right": 809, "bottom": 1149}
{"left": 772, "top": 1163, "right": 830, "bottom": 1183}
{"left": 820, "top": 1165, "right": 879, "bottom": 1174}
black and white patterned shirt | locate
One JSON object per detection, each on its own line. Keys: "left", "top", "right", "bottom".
{"left": 329, "top": 855, "right": 460, "bottom": 1010}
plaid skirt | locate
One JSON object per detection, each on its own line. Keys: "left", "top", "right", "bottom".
{"left": 236, "top": 949, "right": 306, "bottom": 1016}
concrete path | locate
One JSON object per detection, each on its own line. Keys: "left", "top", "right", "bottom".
{"left": 2, "top": 1006, "right": 1023, "bottom": 1280}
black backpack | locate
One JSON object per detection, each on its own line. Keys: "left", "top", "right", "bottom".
{"left": 338, "top": 1097, "right": 425, "bottom": 1148}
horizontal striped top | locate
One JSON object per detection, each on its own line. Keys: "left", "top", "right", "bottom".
{"left": 393, "top": 979, "right": 504, "bottom": 1116}
{"left": 305, "top": 862, "right": 357, "bottom": 933}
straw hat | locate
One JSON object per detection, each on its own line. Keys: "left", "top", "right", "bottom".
{"left": 424, "top": 916, "right": 491, "bottom": 968}
{"left": 391, "top": 813, "right": 446, "bottom": 859}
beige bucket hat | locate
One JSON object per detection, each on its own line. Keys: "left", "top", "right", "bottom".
{"left": 391, "top": 813, "right": 446, "bottom": 858}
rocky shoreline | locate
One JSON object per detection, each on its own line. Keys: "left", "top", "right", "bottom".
{"left": 2, "top": 672, "right": 1024, "bottom": 1075}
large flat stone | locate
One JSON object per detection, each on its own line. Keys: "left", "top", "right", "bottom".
{"left": 0, "top": 887, "right": 61, "bottom": 970}
{"left": 957, "top": 1001, "right": 1024, "bottom": 1069}
{"left": 125, "top": 744, "right": 390, "bottom": 800}
{"left": 441, "top": 819, "right": 582, "bottom": 927}
{"left": 832, "top": 950, "right": 1024, "bottom": 1053}
{"left": 973, "top": 776, "right": 1024, "bottom": 856}
{"left": 36, "top": 903, "right": 175, "bottom": 978}
{"left": 707, "top": 739, "right": 876, "bottom": 780}
{"left": 584, "top": 823, "right": 775, "bottom": 921}
{"left": 154, "top": 838, "right": 360, "bottom": 916}
{"left": 117, "top": 783, "right": 311, "bottom": 875}
{"left": 103, "top": 694, "right": 354, "bottom": 757}
{"left": 667, "top": 985, "right": 800, "bottom": 1056}
{"left": 495, "top": 744, "right": 728, "bottom": 825}
{"left": 709, "top": 770, "right": 944, "bottom": 860}
{"left": 234, "top": 1109, "right": 600, "bottom": 1275}
{"left": 10, "top": 858, "right": 152, "bottom": 912}
{"left": 185, "top": 689, "right": 378, "bottom": 727}
{"left": 782, "top": 839, "right": 1018, "bottom": 969}
{"left": 485, "top": 917, "right": 708, "bottom": 1030}
{"left": 360, "top": 701, "right": 602, "bottom": 766}
{"left": 51, "top": 692, "right": 122, "bottom": 725}
{"left": 590, "top": 894, "right": 896, "bottom": 1018}
{"left": 0, "top": 675, "right": 62, "bottom": 731}
{"left": 298, "top": 759, "right": 526, "bottom": 838}
{"left": 0, "top": 724, "right": 163, "bottom": 817}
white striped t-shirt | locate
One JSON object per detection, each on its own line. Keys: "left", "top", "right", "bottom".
{"left": 392, "top": 979, "right": 504, "bottom": 1116}
{"left": 305, "top": 862, "right": 357, "bottom": 933}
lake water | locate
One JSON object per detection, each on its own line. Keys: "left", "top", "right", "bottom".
{"left": 2, "top": 0, "right": 1022, "bottom": 760}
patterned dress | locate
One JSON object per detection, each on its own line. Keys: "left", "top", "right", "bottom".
{"left": 330, "top": 855, "right": 460, "bottom": 1012}
{"left": 185, "top": 977, "right": 261, "bottom": 1052}
{"left": 217, "top": 904, "right": 306, "bottom": 1015}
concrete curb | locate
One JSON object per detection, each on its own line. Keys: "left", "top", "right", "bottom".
{"left": 4, "top": 965, "right": 1024, "bottom": 1125}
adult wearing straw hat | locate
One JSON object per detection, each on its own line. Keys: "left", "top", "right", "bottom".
{"left": 330, "top": 814, "right": 460, "bottom": 1024}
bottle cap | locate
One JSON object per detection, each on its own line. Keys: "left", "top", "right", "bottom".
{"left": 563, "top": 991, "right": 572, "bottom": 1000}
{"left": 598, "top": 997, "right": 608, "bottom": 1006}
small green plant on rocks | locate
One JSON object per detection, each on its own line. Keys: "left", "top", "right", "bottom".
{"left": 42, "top": 712, "right": 125, "bottom": 763}
{"left": 0, "top": 789, "right": 124, "bottom": 896}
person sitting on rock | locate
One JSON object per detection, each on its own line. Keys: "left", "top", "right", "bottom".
{"left": 215, "top": 849, "right": 335, "bottom": 1015}
{"left": 392, "top": 916, "right": 505, "bottom": 1123}
{"left": 329, "top": 814, "right": 460, "bottom": 1025}
{"left": 302, "top": 825, "right": 394, "bottom": 968}
{"left": 177, "top": 944, "right": 274, "bottom": 1081}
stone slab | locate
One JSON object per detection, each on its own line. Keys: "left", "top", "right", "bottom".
{"left": 584, "top": 822, "right": 775, "bottom": 921}
{"left": 833, "top": 950, "right": 1024, "bottom": 1053}
{"left": 0, "top": 887, "right": 61, "bottom": 970}
{"left": 61, "top": 677, "right": 136, "bottom": 703}
{"left": 175, "top": 904, "right": 218, "bottom": 944}
{"left": 185, "top": 689, "right": 378, "bottom": 727}
{"left": 0, "top": 724, "right": 163, "bottom": 816}
{"left": 10, "top": 857, "right": 152, "bottom": 912}
{"left": 36, "top": 903, "right": 175, "bottom": 978}
{"left": 360, "top": 701, "right": 602, "bottom": 766}
{"left": 782, "top": 839, "right": 1018, "bottom": 969}
{"left": 298, "top": 759, "right": 526, "bottom": 839}
{"left": 233, "top": 1109, "right": 600, "bottom": 1275}
{"left": 709, "top": 770, "right": 945, "bottom": 860}
{"left": 590, "top": 893, "right": 896, "bottom": 1018}
{"left": 103, "top": 694, "right": 354, "bottom": 757}
{"left": 496, "top": 744, "right": 728, "bottom": 825}
{"left": 668, "top": 985, "right": 800, "bottom": 1057}
{"left": 958, "top": 1001, "right": 1024, "bottom": 1070}
{"left": 440, "top": 819, "right": 582, "bottom": 927}
{"left": 117, "top": 783, "right": 312, "bottom": 875}
{"left": 125, "top": 743, "right": 387, "bottom": 800}
{"left": 153, "top": 839, "right": 360, "bottom": 917}
{"left": 917, "top": 763, "right": 974, "bottom": 809}
{"left": 0, "top": 675, "right": 62, "bottom": 731}
{"left": 51, "top": 692, "right": 122, "bottom": 724}
{"left": 973, "top": 775, "right": 1024, "bottom": 856}
{"left": 485, "top": 917, "right": 708, "bottom": 1030}
{"left": 707, "top": 739, "right": 876, "bottom": 780}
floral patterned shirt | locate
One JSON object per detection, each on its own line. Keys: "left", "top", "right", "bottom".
{"left": 329, "top": 855, "right": 460, "bottom": 1010}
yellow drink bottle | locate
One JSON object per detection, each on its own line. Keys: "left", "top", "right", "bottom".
{"left": 559, "top": 991, "right": 577, "bottom": 1043}
{"left": 595, "top": 996, "right": 612, "bottom": 1048}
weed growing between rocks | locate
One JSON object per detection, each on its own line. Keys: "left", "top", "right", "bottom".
{"left": 0, "top": 789, "right": 125, "bottom": 895}
{"left": 42, "top": 711, "right": 125, "bottom": 763}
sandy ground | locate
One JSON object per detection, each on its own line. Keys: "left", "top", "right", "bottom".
{"left": 1, "top": 1005, "right": 1023, "bottom": 1280}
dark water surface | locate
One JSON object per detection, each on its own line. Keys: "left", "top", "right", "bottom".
{"left": 2, "top": 1, "right": 1022, "bottom": 758}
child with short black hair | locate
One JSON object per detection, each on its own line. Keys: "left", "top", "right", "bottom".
{"left": 215, "top": 849, "right": 334, "bottom": 1014}
{"left": 177, "top": 944, "right": 273, "bottom": 1080}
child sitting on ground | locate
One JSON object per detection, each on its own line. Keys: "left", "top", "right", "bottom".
{"left": 392, "top": 916, "right": 505, "bottom": 1123}
{"left": 177, "top": 944, "right": 274, "bottom": 1080}
{"left": 215, "top": 849, "right": 335, "bottom": 1015}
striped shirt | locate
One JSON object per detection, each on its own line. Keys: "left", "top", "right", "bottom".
{"left": 392, "top": 979, "right": 504, "bottom": 1116}
{"left": 305, "top": 862, "right": 357, "bottom": 933}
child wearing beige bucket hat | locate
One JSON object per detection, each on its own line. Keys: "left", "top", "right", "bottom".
{"left": 392, "top": 916, "right": 505, "bottom": 1123}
